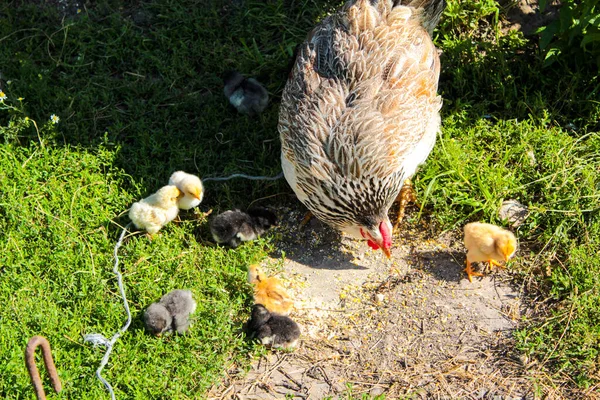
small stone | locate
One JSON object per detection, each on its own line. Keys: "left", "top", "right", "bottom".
{"left": 375, "top": 293, "right": 385, "bottom": 303}
{"left": 498, "top": 199, "right": 529, "bottom": 227}
{"left": 526, "top": 150, "right": 536, "bottom": 166}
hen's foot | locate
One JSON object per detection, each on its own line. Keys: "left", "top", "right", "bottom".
{"left": 299, "top": 211, "right": 313, "bottom": 229}
{"left": 393, "top": 179, "right": 420, "bottom": 231}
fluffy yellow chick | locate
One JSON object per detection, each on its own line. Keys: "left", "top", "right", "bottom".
{"left": 168, "top": 171, "right": 204, "bottom": 210}
{"left": 248, "top": 264, "right": 293, "bottom": 316}
{"left": 129, "top": 185, "right": 182, "bottom": 235}
{"left": 463, "top": 222, "right": 517, "bottom": 282}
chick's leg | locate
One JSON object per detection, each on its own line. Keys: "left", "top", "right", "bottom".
{"left": 489, "top": 259, "right": 505, "bottom": 269}
{"left": 393, "top": 179, "right": 420, "bottom": 231}
{"left": 464, "top": 259, "right": 483, "bottom": 283}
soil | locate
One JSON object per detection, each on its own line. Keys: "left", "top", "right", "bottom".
{"left": 208, "top": 206, "right": 540, "bottom": 400}
{"left": 501, "top": 0, "right": 561, "bottom": 36}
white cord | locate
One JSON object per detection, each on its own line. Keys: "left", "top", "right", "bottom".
{"left": 202, "top": 172, "right": 284, "bottom": 183}
{"left": 82, "top": 171, "right": 281, "bottom": 396}
{"left": 83, "top": 222, "right": 133, "bottom": 400}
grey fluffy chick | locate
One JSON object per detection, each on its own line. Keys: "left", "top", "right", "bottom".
{"left": 247, "top": 304, "right": 300, "bottom": 349}
{"left": 144, "top": 289, "right": 197, "bottom": 336}
{"left": 223, "top": 71, "right": 269, "bottom": 116}
{"left": 143, "top": 303, "right": 172, "bottom": 336}
{"left": 210, "top": 207, "right": 277, "bottom": 248}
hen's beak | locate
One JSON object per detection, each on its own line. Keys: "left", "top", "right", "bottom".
{"left": 382, "top": 247, "right": 391, "bottom": 259}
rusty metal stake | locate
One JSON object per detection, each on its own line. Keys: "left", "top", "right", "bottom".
{"left": 24, "top": 336, "right": 62, "bottom": 400}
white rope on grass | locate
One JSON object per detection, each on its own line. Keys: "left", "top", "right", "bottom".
{"left": 83, "top": 222, "right": 133, "bottom": 400}
{"left": 202, "top": 172, "right": 284, "bottom": 183}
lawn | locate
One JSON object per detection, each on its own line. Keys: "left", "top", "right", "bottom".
{"left": 1, "top": 0, "right": 599, "bottom": 398}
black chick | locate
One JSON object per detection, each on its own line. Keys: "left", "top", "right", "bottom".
{"left": 143, "top": 289, "right": 197, "bottom": 336}
{"left": 247, "top": 304, "right": 300, "bottom": 349}
{"left": 209, "top": 207, "right": 277, "bottom": 248}
{"left": 223, "top": 71, "right": 269, "bottom": 116}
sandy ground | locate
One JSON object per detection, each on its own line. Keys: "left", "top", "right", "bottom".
{"left": 209, "top": 206, "right": 538, "bottom": 399}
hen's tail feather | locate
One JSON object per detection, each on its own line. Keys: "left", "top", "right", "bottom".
{"left": 395, "top": 0, "right": 446, "bottom": 34}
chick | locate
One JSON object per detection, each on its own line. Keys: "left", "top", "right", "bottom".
{"left": 248, "top": 264, "right": 293, "bottom": 315}
{"left": 223, "top": 70, "right": 269, "bottom": 116}
{"left": 247, "top": 304, "right": 300, "bottom": 349}
{"left": 463, "top": 222, "right": 518, "bottom": 282}
{"left": 209, "top": 207, "right": 277, "bottom": 248}
{"left": 143, "top": 303, "right": 172, "bottom": 336}
{"left": 159, "top": 289, "right": 197, "bottom": 334}
{"left": 129, "top": 185, "right": 181, "bottom": 235}
{"left": 168, "top": 171, "right": 204, "bottom": 210}
{"left": 143, "top": 289, "right": 197, "bottom": 336}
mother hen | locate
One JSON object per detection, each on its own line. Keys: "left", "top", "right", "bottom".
{"left": 279, "top": 0, "right": 445, "bottom": 257}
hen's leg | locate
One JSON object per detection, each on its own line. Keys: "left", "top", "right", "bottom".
{"left": 464, "top": 259, "right": 483, "bottom": 283}
{"left": 299, "top": 211, "right": 313, "bottom": 228}
{"left": 393, "top": 179, "right": 420, "bottom": 231}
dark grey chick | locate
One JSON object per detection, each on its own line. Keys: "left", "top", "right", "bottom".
{"left": 247, "top": 304, "right": 300, "bottom": 349}
{"left": 159, "top": 289, "right": 197, "bottom": 334}
{"left": 223, "top": 70, "right": 269, "bottom": 116}
{"left": 247, "top": 207, "right": 278, "bottom": 232}
{"left": 209, "top": 207, "right": 277, "bottom": 248}
{"left": 143, "top": 303, "right": 173, "bottom": 336}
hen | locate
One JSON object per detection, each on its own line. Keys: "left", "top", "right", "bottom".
{"left": 279, "top": 0, "right": 445, "bottom": 257}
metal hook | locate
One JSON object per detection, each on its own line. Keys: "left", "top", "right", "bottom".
{"left": 24, "top": 336, "right": 62, "bottom": 400}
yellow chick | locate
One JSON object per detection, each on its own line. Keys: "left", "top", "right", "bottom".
{"left": 463, "top": 222, "right": 517, "bottom": 282}
{"left": 168, "top": 171, "right": 204, "bottom": 210}
{"left": 248, "top": 264, "right": 293, "bottom": 316}
{"left": 129, "top": 185, "right": 182, "bottom": 235}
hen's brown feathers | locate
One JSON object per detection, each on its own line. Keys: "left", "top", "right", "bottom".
{"left": 280, "top": 0, "right": 444, "bottom": 230}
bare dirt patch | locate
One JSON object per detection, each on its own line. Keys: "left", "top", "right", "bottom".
{"left": 209, "top": 207, "right": 539, "bottom": 399}
{"left": 501, "top": 0, "right": 560, "bottom": 36}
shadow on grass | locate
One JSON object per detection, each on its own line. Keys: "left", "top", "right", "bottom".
{"left": 0, "top": 0, "right": 340, "bottom": 206}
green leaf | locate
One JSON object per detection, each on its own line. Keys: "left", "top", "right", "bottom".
{"left": 582, "top": 33, "right": 600, "bottom": 47}
{"left": 543, "top": 47, "right": 561, "bottom": 67}
{"left": 539, "top": 21, "right": 560, "bottom": 50}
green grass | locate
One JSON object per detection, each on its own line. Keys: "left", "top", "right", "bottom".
{"left": 0, "top": 0, "right": 599, "bottom": 397}
{"left": 426, "top": 0, "right": 600, "bottom": 390}
{"left": 0, "top": 140, "right": 270, "bottom": 398}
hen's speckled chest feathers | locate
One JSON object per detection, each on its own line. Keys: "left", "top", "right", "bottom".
{"left": 279, "top": 0, "right": 443, "bottom": 230}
